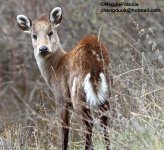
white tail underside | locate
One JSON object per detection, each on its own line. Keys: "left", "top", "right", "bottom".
{"left": 83, "top": 73, "right": 108, "bottom": 106}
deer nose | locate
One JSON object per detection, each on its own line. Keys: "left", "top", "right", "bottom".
{"left": 39, "top": 46, "right": 49, "bottom": 56}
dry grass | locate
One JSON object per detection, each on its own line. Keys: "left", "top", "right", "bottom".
{"left": 0, "top": 0, "right": 164, "bottom": 149}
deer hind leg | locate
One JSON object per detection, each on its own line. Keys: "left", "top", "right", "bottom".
{"left": 99, "top": 101, "right": 111, "bottom": 150}
{"left": 71, "top": 77, "right": 94, "bottom": 149}
{"left": 82, "top": 107, "right": 94, "bottom": 150}
{"left": 73, "top": 103, "right": 94, "bottom": 150}
{"left": 60, "top": 103, "right": 70, "bottom": 150}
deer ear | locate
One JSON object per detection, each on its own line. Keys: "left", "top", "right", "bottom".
{"left": 49, "top": 7, "right": 62, "bottom": 28}
{"left": 16, "top": 15, "right": 32, "bottom": 34}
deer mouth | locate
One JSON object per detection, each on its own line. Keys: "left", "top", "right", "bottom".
{"left": 40, "top": 50, "right": 50, "bottom": 57}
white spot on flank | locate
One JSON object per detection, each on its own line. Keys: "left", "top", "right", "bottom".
{"left": 91, "top": 50, "right": 101, "bottom": 62}
{"left": 96, "top": 54, "right": 101, "bottom": 61}
{"left": 91, "top": 50, "right": 96, "bottom": 55}
{"left": 83, "top": 73, "right": 108, "bottom": 106}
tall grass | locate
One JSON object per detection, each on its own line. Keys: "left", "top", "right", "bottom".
{"left": 0, "top": 0, "right": 164, "bottom": 149}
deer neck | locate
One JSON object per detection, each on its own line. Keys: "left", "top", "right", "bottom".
{"left": 35, "top": 47, "right": 67, "bottom": 85}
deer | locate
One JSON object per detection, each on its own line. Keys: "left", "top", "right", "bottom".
{"left": 16, "top": 7, "right": 112, "bottom": 150}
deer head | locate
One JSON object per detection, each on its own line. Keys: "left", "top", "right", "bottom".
{"left": 16, "top": 7, "right": 63, "bottom": 59}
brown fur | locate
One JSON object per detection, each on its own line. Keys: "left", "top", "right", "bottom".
{"left": 45, "top": 35, "right": 111, "bottom": 96}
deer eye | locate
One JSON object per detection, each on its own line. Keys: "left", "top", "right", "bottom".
{"left": 48, "top": 31, "right": 53, "bottom": 37}
{"left": 33, "top": 33, "right": 37, "bottom": 40}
